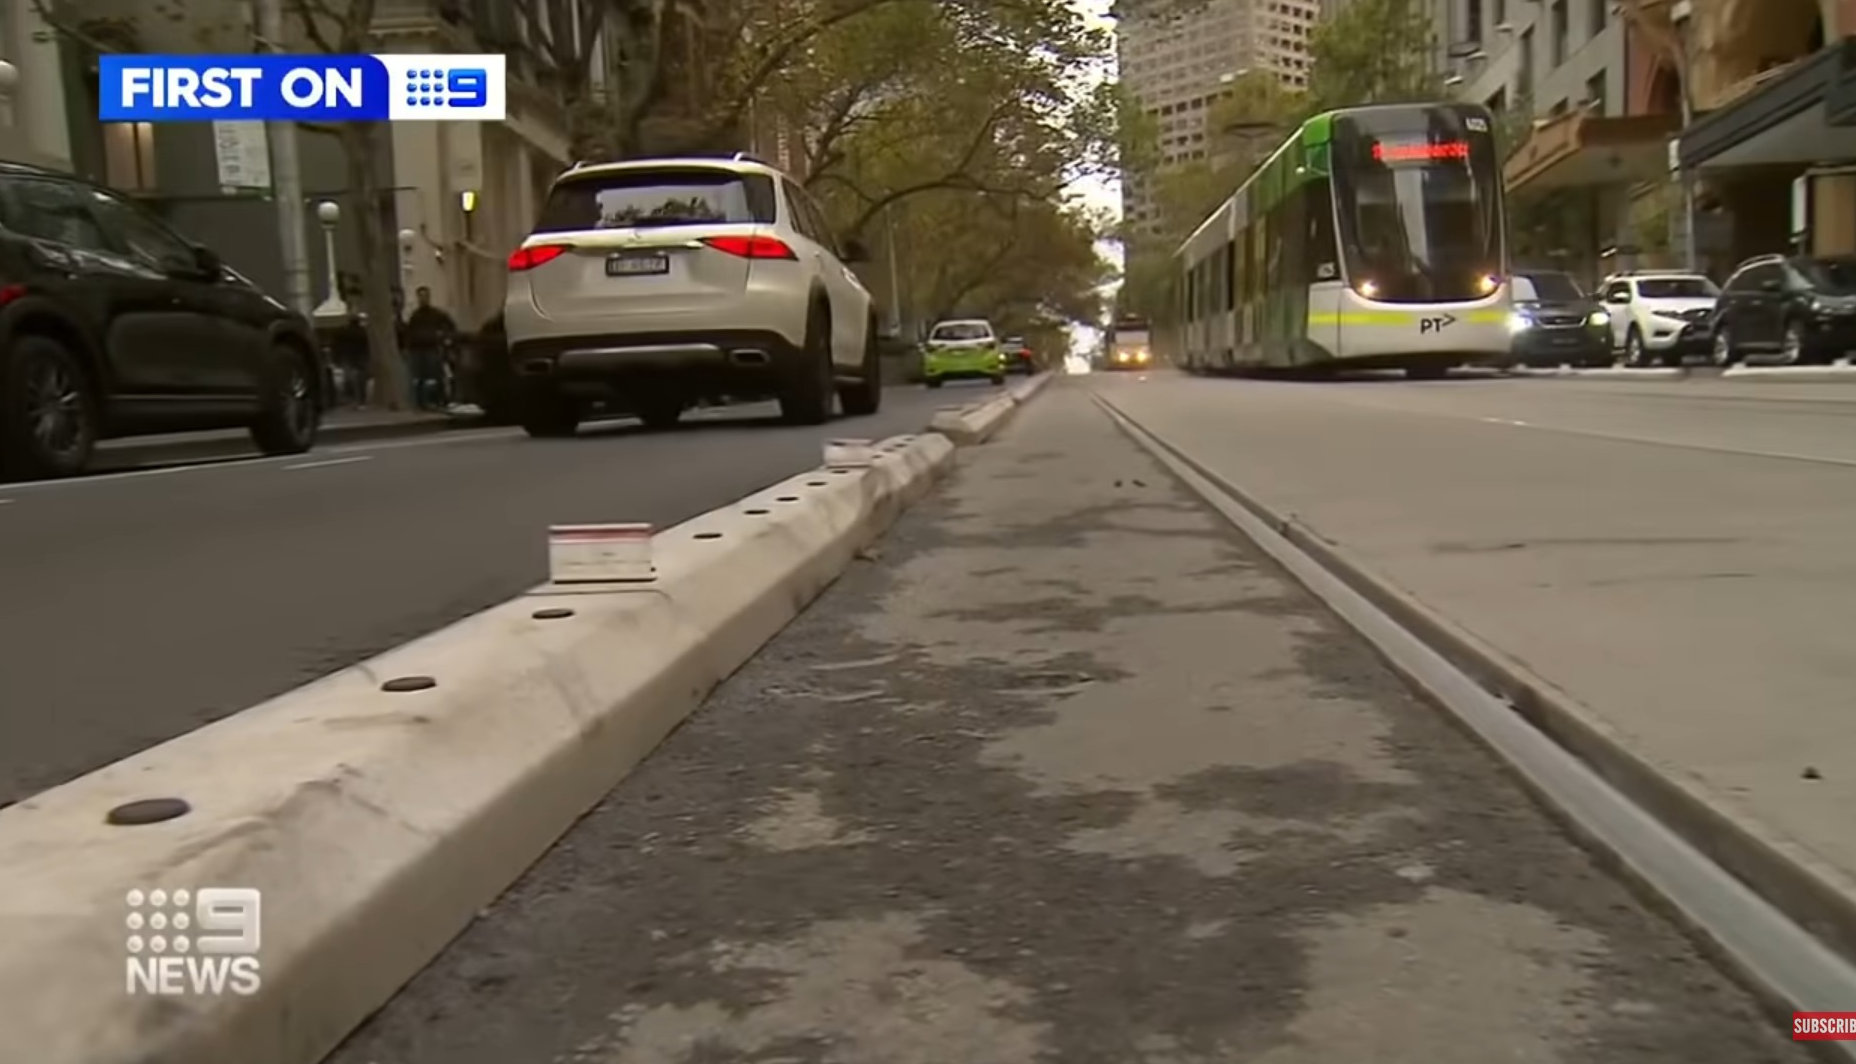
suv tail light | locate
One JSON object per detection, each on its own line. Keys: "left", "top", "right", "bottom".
{"left": 702, "top": 235, "right": 797, "bottom": 260}
{"left": 508, "top": 244, "right": 569, "bottom": 271}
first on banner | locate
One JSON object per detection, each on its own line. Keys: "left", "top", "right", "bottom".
{"left": 98, "top": 54, "right": 507, "bottom": 122}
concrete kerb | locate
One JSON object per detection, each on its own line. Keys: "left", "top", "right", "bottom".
{"left": 1092, "top": 391, "right": 1856, "bottom": 1032}
{"left": 927, "top": 372, "right": 1055, "bottom": 445}
{"left": 0, "top": 430, "right": 954, "bottom": 1064}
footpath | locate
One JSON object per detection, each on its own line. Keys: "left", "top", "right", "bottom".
{"left": 326, "top": 381, "right": 1801, "bottom": 1063}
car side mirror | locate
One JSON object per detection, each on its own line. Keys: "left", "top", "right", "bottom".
{"left": 841, "top": 238, "right": 871, "bottom": 263}
{"left": 1605, "top": 292, "right": 1629, "bottom": 304}
{"left": 1760, "top": 278, "right": 1782, "bottom": 292}
{"left": 191, "top": 244, "right": 222, "bottom": 276}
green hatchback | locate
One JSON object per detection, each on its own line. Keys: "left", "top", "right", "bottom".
{"left": 922, "top": 319, "right": 1006, "bottom": 388}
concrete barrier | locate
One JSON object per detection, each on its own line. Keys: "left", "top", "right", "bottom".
{"left": 0, "top": 431, "right": 954, "bottom": 1064}
{"left": 1007, "top": 371, "right": 1054, "bottom": 405}
{"left": 928, "top": 372, "right": 1055, "bottom": 446}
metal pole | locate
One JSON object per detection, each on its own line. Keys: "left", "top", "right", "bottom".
{"left": 884, "top": 205, "right": 902, "bottom": 334}
{"left": 1673, "top": 4, "right": 1700, "bottom": 271}
{"left": 252, "top": 0, "right": 313, "bottom": 316}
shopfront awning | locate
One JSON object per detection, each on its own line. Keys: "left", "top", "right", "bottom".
{"left": 1504, "top": 111, "right": 1682, "bottom": 196}
{"left": 1678, "top": 38, "right": 1856, "bottom": 172}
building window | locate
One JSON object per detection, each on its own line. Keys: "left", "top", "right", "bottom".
{"left": 1550, "top": 0, "right": 1568, "bottom": 67}
{"left": 1586, "top": 70, "right": 1606, "bottom": 112}
{"left": 1590, "top": 0, "right": 1606, "bottom": 33}
{"left": 102, "top": 122, "right": 158, "bottom": 193}
{"left": 1466, "top": 0, "right": 1483, "bottom": 43}
{"left": 1494, "top": 0, "right": 1506, "bottom": 26}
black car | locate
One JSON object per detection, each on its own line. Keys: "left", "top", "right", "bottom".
{"left": 1711, "top": 254, "right": 1856, "bottom": 365}
{"left": 1501, "top": 270, "right": 1611, "bottom": 368}
{"left": 1000, "top": 336, "right": 1036, "bottom": 374}
{"left": 0, "top": 163, "right": 322, "bottom": 479}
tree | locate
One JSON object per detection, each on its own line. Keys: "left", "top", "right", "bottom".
{"left": 283, "top": 0, "right": 411, "bottom": 409}
{"left": 759, "top": 0, "right": 1115, "bottom": 330}
{"left": 1305, "top": 0, "right": 1439, "bottom": 112}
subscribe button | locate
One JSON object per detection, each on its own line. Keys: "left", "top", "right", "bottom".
{"left": 1795, "top": 1013, "right": 1856, "bottom": 1040}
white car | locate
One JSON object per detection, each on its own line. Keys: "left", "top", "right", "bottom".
{"left": 1598, "top": 271, "right": 1720, "bottom": 367}
{"left": 502, "top": 154, "right": 882, "bottom": 435}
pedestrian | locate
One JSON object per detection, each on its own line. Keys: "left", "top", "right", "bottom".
{"left": 405, "top": 286, "right": 458, "bottom": 411}
{"left": 336, "top": 312, "right": 371, "bottom": 407}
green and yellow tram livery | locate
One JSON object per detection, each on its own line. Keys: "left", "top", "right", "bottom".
{"left": 1166, "top": 102, "right": 1511, "bottom": 378}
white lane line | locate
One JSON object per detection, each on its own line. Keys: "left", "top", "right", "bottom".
{"left": 283, "top": 455, "right": 373, "bottom": 471}
{"left": 0, "top": 424, "right": 517, "bottom": 494}
{"left": 0, "top": 498, "right": 12, "bottom": 505}
{"left": 1476, "top": 415, "right": 1856, "bottom": 468}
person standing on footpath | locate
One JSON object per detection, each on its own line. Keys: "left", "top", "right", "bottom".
{"left": 405, "top": 286, "right": 458, "bottom": 411}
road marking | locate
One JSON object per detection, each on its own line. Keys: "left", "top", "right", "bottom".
{"left": 283, "top": 455, "right": 373, "bottom": 471}
{"left": 0, "top": 425, "right": 517, "bottom": 494}
{"left": 0, "top": 499, "right": 12, "bottom": 505}
{"left": 1470, "top": 413, "right": 1856, "bottom": 468}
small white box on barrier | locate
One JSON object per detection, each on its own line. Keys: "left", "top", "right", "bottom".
{"left": 548, "top": 523, "right": 655, "bottom": 585}
{"left": 824, "top": 438, "right": 876, "bottom": 468}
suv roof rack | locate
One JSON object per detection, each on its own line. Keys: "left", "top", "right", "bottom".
{"left": 731, "top": 151, "right": 773, "bottom": 166}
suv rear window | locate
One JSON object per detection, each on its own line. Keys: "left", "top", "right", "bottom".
{"left": 532, "top": 169, "right": 777, "bottom": 233}
{"left": 931, "top": 323, "right": 992, "bottom": 341}
{"left": 1634, "top": 277, "right": 1717, "bottom": 299}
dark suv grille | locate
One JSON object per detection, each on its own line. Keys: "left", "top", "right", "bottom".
{"left": 1539, "top": 314, "right": 1585, "bottom": 328}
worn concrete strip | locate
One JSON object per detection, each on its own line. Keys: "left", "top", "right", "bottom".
{"left": 0, "top": 431, "right": 953, "bottom": 1064}
{"left": 1723, "top": 364, "right": 1856, "bottom": 382}
{"left": 1097, "top": 390, "right": 1856, "bottom": 1038}
{"left": 325, "top": 381, "right": 1805, "bottom": 1064}
{"left": 1509, "top": 366, "right": 1688, "bottom": 380}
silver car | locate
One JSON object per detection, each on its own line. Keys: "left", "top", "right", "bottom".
{"left": 503, "top": 154, "right": 883, "bottom": 434}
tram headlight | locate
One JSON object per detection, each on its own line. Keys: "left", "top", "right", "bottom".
{"left": 1507, "top": 312, "right": 1535, "bottom": 334}
{"left": 1476, "top": 274, "right": 1501, "bottom": 295}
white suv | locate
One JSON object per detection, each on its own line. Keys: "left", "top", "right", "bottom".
{"left": 1598, "top": 271, "right": 1720, "bottom": 367}
{"left": 502, "top": 154, "right": 882, "bottom": 435}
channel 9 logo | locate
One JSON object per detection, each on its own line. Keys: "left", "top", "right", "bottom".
{"left": 124, "top": 886, "right": 262, "bottom": 997}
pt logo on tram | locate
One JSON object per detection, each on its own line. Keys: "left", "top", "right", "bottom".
{"left": 1418, "top": 313, "right": 1457, "bottom": 334}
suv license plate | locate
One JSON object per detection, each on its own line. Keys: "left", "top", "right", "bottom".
{"left": 607, "top": 254, "right": 669, "bottom": 277}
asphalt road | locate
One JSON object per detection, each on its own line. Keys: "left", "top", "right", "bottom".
{"left": 327, "top": 379, "right": 1803, "bottom": 1064}
{"left": 1092, "top": 369, "right": 1856, "bottom": 957}
{"left": 0, "top": 384, "right": 961, "bottom": 806}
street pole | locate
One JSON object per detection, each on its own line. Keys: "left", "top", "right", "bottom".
{"left": 252, "top": 0, "right": 313, "bottom": 316}
{"left": 884, "top": 204, "right": 903, "bottom": 335}
{"left": 1675, "top": 10, "right": 1699, "bottom": 271}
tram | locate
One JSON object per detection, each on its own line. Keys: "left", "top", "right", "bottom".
{"left": 1165, "top": 101, "right": 1512, "bottom": 378}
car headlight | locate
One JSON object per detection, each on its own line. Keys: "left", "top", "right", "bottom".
{"left": 1587, "top": 309, "right": 1609, "bottom": 327}
{"left": 1651, "top": 310, "right": 1687, "bottom": 322}
{"left": 1506, "top": 312, "right": 1534, "bottom": 334}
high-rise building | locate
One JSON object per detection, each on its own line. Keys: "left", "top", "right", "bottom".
{"left": 1115, "top": 0, "right": 1322, "bottom": 243}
